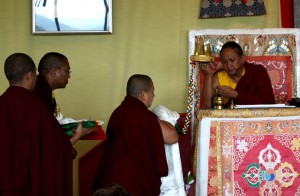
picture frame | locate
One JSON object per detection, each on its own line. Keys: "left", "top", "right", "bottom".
{"left": 32, "top": 0, "right": 112, "bottom": 34}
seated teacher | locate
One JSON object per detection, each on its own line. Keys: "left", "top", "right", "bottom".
{"left": 200, "top": 41, "right": 275, "bottom": 108}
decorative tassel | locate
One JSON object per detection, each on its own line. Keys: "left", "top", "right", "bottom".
{"left": 182, "top": 62, "right": 195, "bottom": 134}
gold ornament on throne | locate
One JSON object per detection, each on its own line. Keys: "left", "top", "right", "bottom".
{"left": 190, "top": 37, "right": 214, "bottom": 63}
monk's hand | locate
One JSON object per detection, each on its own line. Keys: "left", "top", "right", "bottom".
{"left": 76, "top": 124, "right": 91, "bottom": 138}
{"left": 70, "top": 123, "right": 93, "bottom": 145}
{"left": 85, "top": 127, "right": 97, "bottom": 135}
{"left": 199, "top": 62, "right": 215, "bottom": 76}
{"left": 217, "top": 86, "right": 238, "bottom": 99}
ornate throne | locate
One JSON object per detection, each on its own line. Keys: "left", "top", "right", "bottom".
{"left": 186, "top": 28, "right": 300, "bottom": 141}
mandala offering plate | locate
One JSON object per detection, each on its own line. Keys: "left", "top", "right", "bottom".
{"left": 60, "top": 119, "right": 106, "bottom": 140}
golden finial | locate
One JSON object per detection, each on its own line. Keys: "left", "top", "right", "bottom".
{"left": 190, "top": 36, "right": 214, "bottom": 62}
{"left": 205, "top": 43, "right": 211, "bottom": 56}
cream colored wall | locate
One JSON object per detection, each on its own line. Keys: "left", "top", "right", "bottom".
{"left": 0, "top": 0, "right": 280, "bottom": 195}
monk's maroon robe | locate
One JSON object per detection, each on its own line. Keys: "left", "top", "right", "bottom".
{"left": 93, "top": 95, "right": 168, "bottom": 195}
{"left": 33, "top": 75, "right": 56, "bottom": 113}
{"left": 230, "top": 62, "right": 275, "bottom": 106}
{"left": 0, "top": 86, "right": 73, "bottom": 196}
{"left": 33, "top": 74, "right": 78, "bottom": 159}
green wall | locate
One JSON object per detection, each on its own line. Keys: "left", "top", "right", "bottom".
{"left": 0, "top": 0, "right": 280, "bottom": 195}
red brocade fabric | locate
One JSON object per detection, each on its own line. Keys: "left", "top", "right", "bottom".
{"left": 207, "top": 118, "right": 300, "bottom": 195}
{"left": 245, "top": 56, "right": 292, "bottom": 104}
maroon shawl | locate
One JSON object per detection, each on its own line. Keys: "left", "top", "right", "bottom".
{"left": 93, "top": 95, "right": 168, "bottom": 195}
{"left": 0, "top": 86, "right": 73, "bottom": 196}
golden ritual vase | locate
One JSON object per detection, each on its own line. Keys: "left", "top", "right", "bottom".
{"left": 214, "top": 96, "right": 224, "bottom": 110}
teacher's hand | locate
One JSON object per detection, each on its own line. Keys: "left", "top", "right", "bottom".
{"left": 217, "top": 86, "right": 238, "bottom": 99}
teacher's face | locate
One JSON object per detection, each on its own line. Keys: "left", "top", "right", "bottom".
{"left": 220, "top": 48, "right": 244, "bottom": 76}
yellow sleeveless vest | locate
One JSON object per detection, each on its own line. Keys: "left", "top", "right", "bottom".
{"left": 217, "top": 69, "right": 245, "bottom": 103}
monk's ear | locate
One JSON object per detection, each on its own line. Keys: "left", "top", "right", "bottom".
{"left": 139, "top": 91, "right": 145, "bottom": 101}
{"left": 49, "top": 68, "right": 58, "bottom": 77}
{"left": 24, "top": 71, "right": 33, "bottom": 81}
{"left": 23, "top": 71, "right": 36, "bottom": 90}
{"left": 138, "top": 91, "right": 147, "bottom": 104}
{"left": 23, "top": 71, "right": 30, "bottom": 81}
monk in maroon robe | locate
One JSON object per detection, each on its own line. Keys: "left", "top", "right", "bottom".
{"left": 201, "top": 41, "right": 275, "bottom": 108}
{"left": 33, "top": 52, "right": 90, "bottom": 158}
{"left": 34, "top": 74, "right": 56, "bottom": 113}
{"left": 93, "top": 74, "right": 178, "bottom": 196}
{"left": 33, "top": 52, "right": 71, "bottom": 114}
{"left": 232, "top": 61, "right": 275, "bottom": 105}
{"left": 0, "top": 53, "right": 73, "bottom": 196}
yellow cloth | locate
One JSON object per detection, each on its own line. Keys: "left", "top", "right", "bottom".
{"left": 217, "top": 69, "right": 245, "bottom": 103}
{"left": 217, "top": 71, "right": 238, "bottom": 89}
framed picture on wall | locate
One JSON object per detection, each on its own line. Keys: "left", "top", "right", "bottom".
{"left": 32, "top": 0, "right": 112, "bottom": 34}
